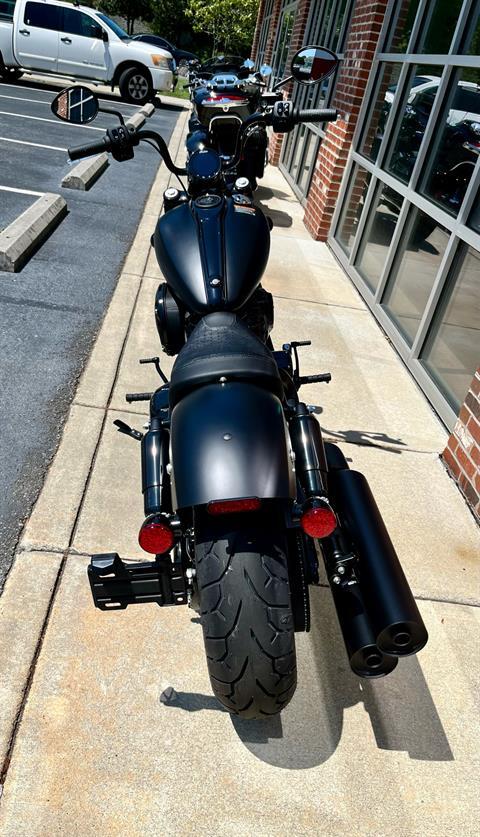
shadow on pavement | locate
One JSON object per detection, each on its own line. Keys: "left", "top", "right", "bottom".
{"left": 162, "top": 589, "right": 453, "bottom": 770}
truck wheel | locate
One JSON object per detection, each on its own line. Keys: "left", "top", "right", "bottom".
{"left": 118, "top": 67, "right": 153, "bottom": 105}
{"left": 195, "top": 514, "right": 297, "bottom": 719}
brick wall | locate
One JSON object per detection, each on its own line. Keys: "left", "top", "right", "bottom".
{"left": 442, "top": 369, "right": 480, "bottom": 522}
{"left": 304, "top": 0, "right": 389, "bottom": 239}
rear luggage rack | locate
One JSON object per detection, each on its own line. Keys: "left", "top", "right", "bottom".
{"left": 88, "top": 552, "right": 188, "bottom": 610}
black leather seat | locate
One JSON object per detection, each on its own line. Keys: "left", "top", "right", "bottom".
{"left": 169, "top": 312, "right": 282, "bottom": 407}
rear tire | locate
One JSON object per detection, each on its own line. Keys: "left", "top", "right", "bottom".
{"left": 195, "top": 514, "right": 297, "bottom": 719}
{"left": 118, "top": 66, "right": 153, "bottom": 105}
{"left": 0, "top": 67, "right": 23, "bottom": 82}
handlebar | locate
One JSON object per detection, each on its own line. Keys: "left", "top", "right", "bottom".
{"left": 294, "top": 108, "right": 338, "bottom": 124}
{"left": 68, "top": 135, "right": 111, "bottom": 161}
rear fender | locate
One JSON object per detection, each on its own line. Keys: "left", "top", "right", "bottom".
{"left": 170, "top": 382, "right": 295, "bottom": 510}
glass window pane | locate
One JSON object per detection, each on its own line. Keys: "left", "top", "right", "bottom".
{"left": 386, "top": 0, "right": 421, "bottom": 53}
{"left": 386, "top": 65, "right": 443, "bottom": 184}
{"left": 421, "top": 245, "right": 480, "bottom": 411}
{"left": 298, "top": 132, "right": 319, "bottom": 193}
{"left": 462, "top": 10, "right": 480, "bottom": 55}
{"left": 354, "top": 183, "right": 404, "bottom": 293}
{"left": 418, "top": 0, "right": 463, "bottom": 53}
{"left": 335, "top": 165, "right": 372, "bottom": 255}
{"left": 381, "top": 209, "right": 449, "bottom": 345}
{"left": 359, "top": 63, "right": 402, "bottom": 163}
{"left": 421, "top": 68, "right": 480, "bottom": 217}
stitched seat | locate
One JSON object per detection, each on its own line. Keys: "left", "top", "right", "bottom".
{"left": 169, "top": 312, "right": 282, "bottom": 408}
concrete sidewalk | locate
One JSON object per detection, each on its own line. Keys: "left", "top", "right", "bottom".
{"left": 0, "top": 115, "right": 479, "bottom": 836}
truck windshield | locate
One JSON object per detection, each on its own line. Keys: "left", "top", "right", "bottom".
{"left": 96, "top": 13, "right": 129, "bottom": 40}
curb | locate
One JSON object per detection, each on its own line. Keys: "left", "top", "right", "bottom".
{"left": 0, "top": 108, "right": 189, "bottom": 772}
{"left": 0, "top": 193, "right": 67, "bottom": 273}
{"left": 61, "top": 152, "right": 109, "bottom": 191}
{"left": 61, "top": 103, "right": 156, "bottom": 191}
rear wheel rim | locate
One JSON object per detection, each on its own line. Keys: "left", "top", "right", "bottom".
{"left": 128, "top": 74, "right": 149, "bottom": 100}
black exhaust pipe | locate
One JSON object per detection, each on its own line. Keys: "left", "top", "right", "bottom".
{"left": 328, "top": 468, "right": 428, "bottom": 657}
{"left": 321, "top": 531, "right": 398, "bottom": 678}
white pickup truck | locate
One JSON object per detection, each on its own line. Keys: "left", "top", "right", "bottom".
{"left": 0, "top": 0, "right": 175, "bottom": 103}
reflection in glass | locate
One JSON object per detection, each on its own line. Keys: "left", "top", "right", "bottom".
{"left": 463, "top": 9, "right": 480, "bottom": 55}
{"left": 386, "top": 0, "right": 421, "bottom": 52}
{"left": 422, "top": 245, "right": 480, "bottom": 410}
{"left": 355, "top": 183, "right": 403, "bottom": 293}
{"left": 360, "top": 63, "right": 402, "bottom": 162}
{"left": 386, "top": 66, "right": 443, "bottom": 184}
{"left": 381, "top": 208, "right": 449, "bottom": 345}
{"left": 419, "top": 0, "right": 463, "bottom": 54}
{"left": 422, "top": 68, "right": 480, "bottom": 217}
{"left": 336, "top": 165, "right": 372, "bottom": 255}
{"left": 468, "top": 194, "right": 480, "bottom": 234}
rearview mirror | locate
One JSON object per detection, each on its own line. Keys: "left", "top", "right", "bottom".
{"left": 51, "top": 86, "right": 99, "bottom": 124}
{"left": 291, "top": 46, "right": 338, "bottom": 85}
{"left": 243, "top": 58, "right": 255, "bottom": 70}
{"left": 260, "top": 64, "right": 272, "bottom": 77}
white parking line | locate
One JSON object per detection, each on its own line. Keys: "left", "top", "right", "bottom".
{"left": 0, "top": 110, "right": 105, "bottom": 131}
{"left": 0, "top": 136, "right": 66, "bottom": 151}
{"left": 1, "top": 81, "right": 141, "bottom": 107}
{"left": 0, "top": 94, "right": 51, "bottom": 105}
{"left": 0, "top": 184, "right": 45, "bottom": 197}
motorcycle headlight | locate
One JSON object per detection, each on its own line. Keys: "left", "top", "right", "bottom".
{"left": 151, "top": 54, "right": 171, "bottom": 70}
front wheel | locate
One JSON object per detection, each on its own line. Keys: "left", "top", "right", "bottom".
{"left": 195, "top": 514, "right": 297, "bottom": 719}
{"left": 118, "top": 66, "right": 153, "bottom": 105}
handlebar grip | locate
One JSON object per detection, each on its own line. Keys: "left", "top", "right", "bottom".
{"left": 295, "top": 108, "right": 338, "bottom": 124}
{"left": 68, "top": 136, "right": 111, "bottom": 161}
{"left": 125, "top": 392, "right": 153, "bottom": 403}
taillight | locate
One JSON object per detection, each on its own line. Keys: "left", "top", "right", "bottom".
{"left": 138, "top": 516, "right": 175, "bottom": 554}
{"left": 301, "top": 502, "right": 337, "bottom": 539}
{"left": 208, "top": 498, "right": 262, "bottom": 515}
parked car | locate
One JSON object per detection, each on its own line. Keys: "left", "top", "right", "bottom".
{"left": 132, "top": 34, "right": 198, "bottom": 68}
{"left": 0, "top": 0, "right": 174, "bottom": 103}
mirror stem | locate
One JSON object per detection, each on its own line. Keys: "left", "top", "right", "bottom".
{"left": 272, "top": 75, "right": 293, "bottom": 92}
{"left": 98, "top": 106, "right": 125, "bottom": 125}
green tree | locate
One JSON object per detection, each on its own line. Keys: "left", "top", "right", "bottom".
{"left": 186, "top": 0, "right": 259, "bottom": 54}
{"left": 151, "top": 0, "right": 188, "bottom": 43}
{"left": 100, "top": 0, "right": 152, "bottom": 35}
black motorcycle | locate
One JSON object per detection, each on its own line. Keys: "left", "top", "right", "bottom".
{"left": 185, "top": 54, "right": 279, "bottom": 187}
{"left": 51, "top": 45, "right": 427, "bottom": 720}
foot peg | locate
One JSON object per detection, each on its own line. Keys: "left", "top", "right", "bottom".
{"left": 88, "top": 552, "right": 188, "bottom": 610}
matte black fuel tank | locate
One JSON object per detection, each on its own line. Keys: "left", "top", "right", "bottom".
{"left": 153, "top": 196, "right": 270, "bottom": 314}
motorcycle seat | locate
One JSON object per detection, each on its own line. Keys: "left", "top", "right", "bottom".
{"left": 169, "top": 312, "right": 282, "bottom": 408}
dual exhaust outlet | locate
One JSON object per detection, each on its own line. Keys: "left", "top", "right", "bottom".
{"left": 290, "top": 404, "right": 428, "bottom": 679}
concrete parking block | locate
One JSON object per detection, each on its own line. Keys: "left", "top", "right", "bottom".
{"left": 20, "top": 405, "right": 104, "bottom": 554}
{"left": 0, "top": 193, "right": 66, "bottom": 272}
{"left": 0, "top": 552, "right": 62, "bottom": 765}
{"left": 61, "top": 152, "right": 109, "bottom": 191}
{"left": 74, "top": 272, "right": 142, "bottom": 410}
{"left": 0, "top": 556, "right": 477, "bottom": 836}
{"left": 273, "top": 295, "right": 448, "bottom": 453}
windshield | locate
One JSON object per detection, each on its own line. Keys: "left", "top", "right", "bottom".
{"left": 202, "top": 55, "right": 246, "bottom": 71}
{"left": 96, "top": 13, "right": 129, "bottom": 40}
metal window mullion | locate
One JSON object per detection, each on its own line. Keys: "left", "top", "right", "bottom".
{"left": 329, "top": 155, "right": 356, "bottom": 236}
{"left": 407, "top": 66, "right": 453, "bottom": 193}
{"left": 373, "top": 198, "right": 412, "bottom": 302}
{"left": 409, "top": 231, "right": 461, "bottom": 360}
{"left": 336, "top": 0, "right": 353, "bottom": 51}
{"left": 378, "top": 53, "right": 480, "bottom": 67}
{"left": 348, "top": 174, "right": 378, "bottom": 264}
{"left": 374, "top": 62, "right": 412, "bottom": 170}
{"left": 450, "top": 0, "right": 474, "bottom": 54}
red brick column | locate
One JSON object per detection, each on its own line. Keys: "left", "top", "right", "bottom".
{"left": 268, "top": 0, "right": 310, "bottom": 165}
{"left": 304, "top": 0, "right": 389, "bottom": 240}
{"left": 442, "top": 369, "right": 480, "bottom": 522}
{"left": 251, "top": 0, "right": 267, "bottom": 63}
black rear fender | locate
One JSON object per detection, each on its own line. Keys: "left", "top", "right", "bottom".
{"left": 170, "top": 382, "right": 295, "bottom": 510}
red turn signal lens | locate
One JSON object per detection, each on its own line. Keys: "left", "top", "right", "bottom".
{"left": 138, "top": 517, "right": 174, "bottom": 554}
{"left": 208, "top": 498, "right": 262, "bottom": 515}
{"left": 301, "top": 504, "right": 337, "bottom": 539}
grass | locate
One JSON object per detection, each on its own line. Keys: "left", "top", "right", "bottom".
{"left": 161, "top": 80, "right": 191, "bottom": 101}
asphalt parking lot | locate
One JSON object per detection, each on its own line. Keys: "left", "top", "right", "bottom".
{"left": 0, "top": 76, "right": 183, "bottom": 587}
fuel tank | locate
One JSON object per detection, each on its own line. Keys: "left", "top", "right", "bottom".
{"left": 153, "top": 195, "right": 270, "bottom": 314}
